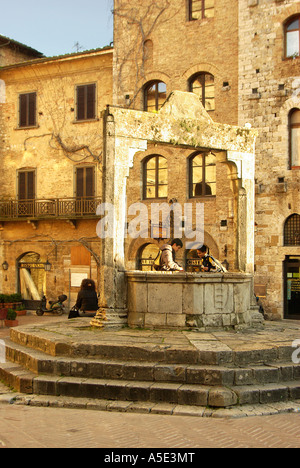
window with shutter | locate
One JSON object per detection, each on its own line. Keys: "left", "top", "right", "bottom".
{"left": 76, "top": 84, "right": 96, "bottom": 121}
{"left": 75, "top": 166, "right": 95, "bottom": 198}
{"left": 71, "top": 245, "right": 91, "bottom": 265}
{"left": 19, "top": 93, "right": 36, "bottom": 128}
{"left": 18, "top": 170, "right": 35, "bottom": 200}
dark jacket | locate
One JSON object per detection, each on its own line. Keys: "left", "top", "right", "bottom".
{"left": 75, "top": 290, "right": 98, "bottom": 311}
{"left": 199, "top": 254, "right": 225, "bottom": 272}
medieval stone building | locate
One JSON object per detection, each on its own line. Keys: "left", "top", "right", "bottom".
{"left": 0, "top": 0, "right": 299, "bottom": 321}
{"left": 112, "top": 0, "right": 300, "bottom": 320}
{"left": 0, "top": 38, "right": 112, "bottom": 308}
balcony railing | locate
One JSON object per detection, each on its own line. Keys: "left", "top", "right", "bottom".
{"left": 0, "top": 197, "right": 102, "bottom": 221}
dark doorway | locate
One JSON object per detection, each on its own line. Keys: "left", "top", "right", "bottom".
{"left": 284, "top": 256, "right": 300, "bottom": 319}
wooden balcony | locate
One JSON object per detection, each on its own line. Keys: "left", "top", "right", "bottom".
{"left": 0, "top": 197, "right": 102, "bottom": 223}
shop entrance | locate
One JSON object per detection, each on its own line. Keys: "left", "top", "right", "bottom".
{"left": 284, "top": 256, "right": 300, "bottom": 319}
{"left": 18, "top": 252, "right": 46, "bottom": 301}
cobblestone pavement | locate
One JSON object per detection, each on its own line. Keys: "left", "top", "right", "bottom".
{"left": 0, "top": 402, "right": 299, "bottom": 448}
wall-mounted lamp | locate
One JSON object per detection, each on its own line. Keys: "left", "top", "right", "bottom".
{"left": 44, "top": 260, "right": 52, "bottom": 272}
{"left": 2, "top": 261, "right": 9, "bottom": 271}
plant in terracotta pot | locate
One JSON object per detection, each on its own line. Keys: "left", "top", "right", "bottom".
{"left": 3, "top": 295, "right": 13, "bottom": 309}
{"left": 10, "top": 293, "right": 23, "bottom": 310}
{"left": 15, "top": 303, "right": 27, "bottom": 316}
{"left": 5, "top": 308, "right": 19, "bottom": 327}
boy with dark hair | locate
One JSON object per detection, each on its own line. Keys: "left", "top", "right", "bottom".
{"left": 196, "top": 245, "right": 227, "bottom": 273}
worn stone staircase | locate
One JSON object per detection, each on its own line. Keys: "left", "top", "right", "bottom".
{"left": 0, "top": 320, "right": 300, "bottom": 417}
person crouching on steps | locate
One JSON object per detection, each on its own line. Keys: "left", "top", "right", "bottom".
{"left": 75, "top": 279, "right": 99, "bottom": 317}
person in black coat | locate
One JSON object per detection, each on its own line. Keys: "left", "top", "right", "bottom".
{"left": 75, "top": 279, "right": 99, "bottom": 317}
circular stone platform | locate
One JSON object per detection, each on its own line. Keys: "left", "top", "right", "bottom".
{"left": 1, "top": 318, "right": 300, "bottom": 418}
{"left": 8, "top": 318, "right": 300, "bottom": 364}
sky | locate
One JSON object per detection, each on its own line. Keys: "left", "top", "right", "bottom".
{"left": 1, "top": 0, "right": 114, "bottom": 57}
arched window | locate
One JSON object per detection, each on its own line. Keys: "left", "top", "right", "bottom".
{"left": 285, "top": 16, "right": 300, "bottom": 58}
{"left": 189, "top": 0, "right": 215, "bottom": 21}
{"left": 189, "top": 73, "right": 215, "bottom": 111}
{"left": 143, "top": 155, "right": 168, "bottom": 199}
{"left": 144, "top": 81, "right": 167, "bottom": 112}
{"left": 284, "top": 214, "right": 300, "bottom": 246}
{"left": 289, "top": 109, "right": 300, "bottom": 169}
{"left": 189, "top": 152, "right": 216, "bottom": 198}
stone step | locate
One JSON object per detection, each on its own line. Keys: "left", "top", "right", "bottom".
{"left": 1, "top": 360, "right": 300, "bottom": 409}
{"left": 9, "top": 327, "right": 296, "bottom": 366}
{"left": 4, "top": 339, "right": 300, "bottom": 387}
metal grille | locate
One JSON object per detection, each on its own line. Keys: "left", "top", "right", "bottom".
{"left": 284, "top": 214, "right": 300, "bottom": 246}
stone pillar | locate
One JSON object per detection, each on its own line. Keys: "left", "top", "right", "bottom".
{"left": 227, "top": 151, "right": 255, "bottom": 274}
{"left": 91, "top": 108, "right": 128, "bottom": 328}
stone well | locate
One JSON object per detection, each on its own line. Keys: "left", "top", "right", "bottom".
{"left": 126, "top": 271, "right": 262, "bottom": 330}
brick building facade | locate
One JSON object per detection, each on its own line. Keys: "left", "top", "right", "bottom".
{"left": 113, "top": 0, "right": 300, "bottom": 320}
{"left": 0, "top": 41, "right": 112, "bottom": 308}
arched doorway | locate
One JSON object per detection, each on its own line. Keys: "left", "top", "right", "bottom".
{"left": 138, "top": 243, "right": 160, "bottom": 271}
{"left": 18, "top": 252, "right": 46, "bottom": 301}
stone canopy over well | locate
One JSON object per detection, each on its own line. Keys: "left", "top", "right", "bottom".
{"left": 94, "top": 91, "right": 258, "bottom": 329}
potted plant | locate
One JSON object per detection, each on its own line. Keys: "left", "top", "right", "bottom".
{"left": 15, "top": 303, "right": 27, "bottom": 316}
{"left": 10, "top": 293, "right": 23, "bottom": 309}
{"left": 5, "top": 308, "right": 19, "bottom": 327}
{"left": 3, "top": 295, "right": 13, "bottom": 309}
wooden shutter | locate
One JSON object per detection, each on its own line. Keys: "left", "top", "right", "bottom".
{"left": 71, "top": 245, "right": 91, "bottom": 265}
{"left": 85, "top": 167, "right": 94, "bottom": 197}
{"left": 76, "top": 167, "right": 95, "bottom": 198}
{"left": 76, "top": 86, "right": 85, "bottom": 121}
{"left": 18, "top": 171, "right": 35, "bottom": 200}
{"left": 28, "top": 93, "right": 36, "bottom": 126}
{"left": 76, "top": 84, "right": 96, "bottom": 120}
{"left": 86, "top": 84, "right": 96, "bottom": 119}
{"left": 19, "top": 93, "right": 36, "bottom": 127}
{"left": 19, "top": 94, "right": 28, "bottom": 127}
{"left": 76, "top": 167, "right": 84, "bottom": 197}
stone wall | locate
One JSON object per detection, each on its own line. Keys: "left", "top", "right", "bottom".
{"left": 0, "top": 49, "right": 113, "bottom": 302}
{"left": 238, "top": 0, "right": 300, "bottom": 317}
{"left": 98, "top": 91, "right": 257, "bottom": 320}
